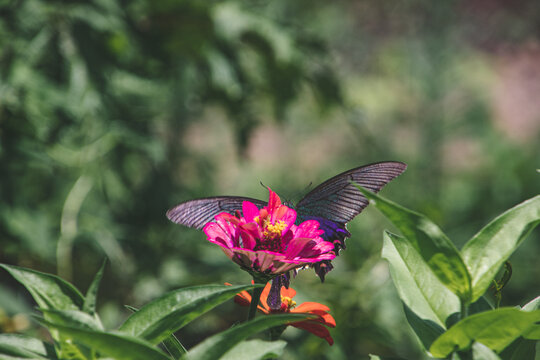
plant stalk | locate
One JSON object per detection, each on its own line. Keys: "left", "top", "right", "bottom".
{"left": 247, "top": 286, "right": 264, "bottom": 321}
{"left": 460, "top": 300, "right": 469, "bottom": 320}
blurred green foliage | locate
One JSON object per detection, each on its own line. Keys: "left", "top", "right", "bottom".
{"left": 1, "top": 0, "right": 539, "bottom": 359}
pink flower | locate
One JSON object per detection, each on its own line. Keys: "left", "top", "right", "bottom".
{"left": 204, "top": 189, "right": 336, "bottom": 276}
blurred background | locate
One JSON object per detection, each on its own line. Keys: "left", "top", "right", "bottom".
{"left": 1, "top": 0, "right": 539, "bottom": 358}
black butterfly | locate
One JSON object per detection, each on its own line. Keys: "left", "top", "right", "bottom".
{"left": 167, "top": 161, "right": 407, "bottom": 280}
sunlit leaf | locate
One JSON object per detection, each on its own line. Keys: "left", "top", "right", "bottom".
{"left": 0, "top": 264, "right": 84, "bottom": 311}
{"left": 0, "top": 334, "right": 54, "bottom": 359}
{"left": 522, "top": 295, "right": 540, "bottom": 312}
{"left": 355, "top": 186, "right": 472, "bottom": 302}
{"left": 470, "top": 342, "right": 502, "bottom": 360}
{"left": 36, "top": 318, "right": 170, "bottom": 360}
{"left": 37, "top": 308, "right": 103, "bottom": 331}
{"left": 382, "top": 231, "right": 458, "bottom": 348}
{"left": 119, "top": 284, "right": 260, "bottom": 344}
{"left": 124, "top": 305, "right": 187, "bottom": 359}
{"left": 461, "top": 195, "right": 540, "bottom": 302}
{"left": 429, "top": 308, "right": 540, "bottom": 358}
{"left": 182, "top": 314, "right": 310, "bottom": 360}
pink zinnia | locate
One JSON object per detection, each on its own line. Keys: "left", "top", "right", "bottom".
{"left": 203, "top": 188, "right": 336, "bottom": 276}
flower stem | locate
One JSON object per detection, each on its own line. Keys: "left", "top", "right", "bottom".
{"left": 247, "top": 286, "right": 264, "bottom": 321}
{"left": 460, "top": 300, "right": 469, "bottom": 320}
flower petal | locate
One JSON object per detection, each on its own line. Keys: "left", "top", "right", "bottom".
{"left": 291, "top": 322, "right": 334, "bottom": 345}
{"left": 242, "top": 201, "right": 260, "bottom": 223}
{"left": 294, "top": 220, "right": 324, "bottom": 238}
{"left": 267, "top": 188, "right": 282, "bottom": 212}
{"left": 293, "top": 302, "right": 330, "bottom": 313}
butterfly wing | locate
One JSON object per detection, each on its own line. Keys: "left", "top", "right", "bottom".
{"left": 296, "top": 161, "right": 407, "bottom": 248}
{"left": 296, "top": 161, "right": 407, "bottom": 281}
{"left": 166, "top": 196, "right": 267, "bottom": 230}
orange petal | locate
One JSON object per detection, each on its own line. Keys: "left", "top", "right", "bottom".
{"left": 291, "top": 321, "right": 334, "bottom": 345}
{"left": 293, "top": 302, "right": 330, "bottom": 313}
{"left": 280, "top": 287, "right": 296, "bottom": 298}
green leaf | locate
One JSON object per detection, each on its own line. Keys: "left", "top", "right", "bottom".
{"left": 0, "top": 264, "right": 84, "bottom": 311}
{"left": 429, "top": 308, "right": 540, "bottom": 358}
{"left": 402, "top": 304, "right": 445, "bottom": 350}
{"left": 368, "top": 355, "right": 409, "bottom": 360}
{"left": 521, "top": 296, "right": 540, "bottom": 340}
{"left": 162, "top": 334, "right": 187, "bottom": 359}
{"left": 355, "top": 186, "right": 472, "bottom": 302}
{"left": 461, "top": 195, "right": 540, "bottom": 302}
{"left": 522, "top": 295, "right": 540, "bottom": 311}
{"left": 221, "top": 339, "right": 287, "bottom": 360}
{"left": 37, "top": 308, "right": 103, "bottom": 331}
{"left": 471, "top": 342, "right": 502, "bottom": 360}
{"left": 35, "top": 318, "right": 171, "bottom": 360}
{"left": 499, "top": 337, "right": 537, "bottom": 360}
{"left": 382, "top": 231, "right": 460, "bottom": 328}
{"left": 182, "top": 314, "right": 310, "bottom": 360}
{"left": 0, "top": 334, "right": 54, "bottom": 359}
{"left": 83, "top": 259, "right": 106, "bottom": 315}
{"left": 123, "top": 305, "right": 187, "bottom": 359}
{"left": 120, "top": 284, "right": 260, "bottom": 344}
{"left": 450, "top": 342, "right": 504, "bottom": 360}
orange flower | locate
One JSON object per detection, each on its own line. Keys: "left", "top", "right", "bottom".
{"left": 233, "top": 282, "right": 336, "bottom": 345}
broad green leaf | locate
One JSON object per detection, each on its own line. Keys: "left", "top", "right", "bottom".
{"left": 0, "top": 264, "right": 84, "bottom": 311}
{"left": 0, "top": 334, "right": 53, "bottom": 359}
{"left": 182, "top": 314, "right": 310, "bottom": 360}
{"left": 221, "top": 339, "right": 287, "bottom": 360}
{"left": 499, "top": 337, "right": 537, "bottom": 360}
{"left": 0, "top": 344, "right": 47, "bottom": 359}
{"left": 83, "top": 259, "right": 106, "bottom": 315}
{"left": 402, "top": 304, "right": 445, "bottom": 350}
{"left": 471, "top": 342, "right": 502, "bottom": 360}
{"left": 382, "top": 231, "right": 460, "bottom": 328}
{"left": 522, "top": 296, "right": 540, "bottom": 340}
{"left": 429, "top": 308, "right": 540, "bottom": 358}
{"left": 36, "top": 318, "right": 171, "bottom": 360}
{"left": 120, "top": 284, "right": 260, "bottom": 344}
{"left": 522, "top": 295, "right": 540, "bottom": 311}
{"left": 461, "top": 195, "right": 540, "bottom": 302}
{"left": 450, "top": 342, "right": 503, "bottom": 360}
{"left": 355, "top": 186, "right": 472, "bottom": 302}
{"left": 523, "top": 327, "right": 540, "bottom": 340}
{"left": 37, "top": 308, "right": 103, "bottom": 331}
{"left": 162, "top": 334, "right": 187, "bottom": 359}
{"left": 123, "top": 304, "right": 187, "bottom": 359}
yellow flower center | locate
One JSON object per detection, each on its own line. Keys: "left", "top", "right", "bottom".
{"left": 264, "top": 220, "right": 287, "bottom": 238}
{"left": 281, "top": 296, "right": 296, "bottom": 310}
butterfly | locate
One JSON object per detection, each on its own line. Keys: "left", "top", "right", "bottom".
{"left": 167, "top": 161, "right": 407, "bottom": 280}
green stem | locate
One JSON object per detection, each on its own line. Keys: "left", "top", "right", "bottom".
{"left": 460, "top": 300, "right": 469, "bottom": 320}
{"left": 247, "top": 286, "right": 264, "bottom": 321}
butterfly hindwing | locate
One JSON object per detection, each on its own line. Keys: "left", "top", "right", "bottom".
{"left": 166, "top": 196, "right": 267, "bottom": 230}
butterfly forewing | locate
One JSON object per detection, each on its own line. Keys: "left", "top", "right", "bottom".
{"left": 296, "top": 162, "right": 407, "bottom": 223}
{"left": 166, "top": 196, "right": 267, "bottom": 230}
